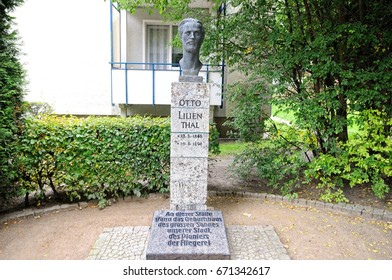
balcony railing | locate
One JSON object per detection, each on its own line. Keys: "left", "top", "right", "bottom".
{"left": 110, "top": 62, "right": 224, "bottom": 106}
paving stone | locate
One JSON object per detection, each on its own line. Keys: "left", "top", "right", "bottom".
{"left": 297, "top": 198, "right": 308, "bottom": 206}
{"left": 78, "top": 202, "right": 89, "bottom": 209}
{"left": 275, "top": 195, "right": 283, "bottom": 202}
{"left": 333, "top": 202, "right": 346, "bottom": 212}
{"left": 265, "top": 194, "right": 276, "bottom": 201}
{"left": 350, "top": 205, "right": 364, "bottom": 216}
{"left": 23, "top": 208, "right": 34, "bottom": 217}
{"left": 259, "top": 193, "right": 268, "bottom": 199}
{"left": 307, "top": 200, "right": 318, "bottom": 206}
{"left": 289, "top": 197, "right": 299, "bottom": 204}
{"left": 253, "top": 193, "right": 266, "bottom": 200}
{"left": 341, "top": 204, "right": 354, "bottom": 214}
{"left": 361, "top": 206, "right": 374, "bottom": 218}
{"left": 382, "top": 212, "right": 392, "bottom": 222}
{"left": 13, "top": 211, "right": 25, "bottom": 219}
{"left": 315, "top": 201, "right": 326, "bottom": 208}
{"left": 47, "top": 205, "right": 61, "bottom": 212}
{"left": 60, "top": 204, "right": 75, "bottom": 210}
{"left": 87, "top": 225, "right": 290, "bottom": 260}
{"left": 0, "top": 213, "right": 14, "bottom": 223}
{"left": 372, "top": 208, "right": 385, "bottom": 219}
{"left": 324, "top": 202, "right": 335, "bottom": 209}
{"left": 33, "top": 208, "right": 44, "bottom": 216}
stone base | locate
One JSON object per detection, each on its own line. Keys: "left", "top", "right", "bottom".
{"left": 87, "top": 225, "right": 291, "bottom": 260}
{"left": 146, "top": 210, "right": 230, "bottom": 260}
{"left": 179, "top": 75, "right": 203, "bottom": 83}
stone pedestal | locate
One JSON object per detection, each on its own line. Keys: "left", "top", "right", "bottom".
{"left": 146, "top": 210, "right": 230, "bottom": 260}
{"left": 146, "top": 80, "right": 231, "bottom": 260}
{"left": 170, "top": 82, "right": 210, "bottom": 211}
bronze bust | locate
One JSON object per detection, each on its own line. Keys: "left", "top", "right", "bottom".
{"left": 178, "top": 18, "right": 205, "bottom": 80}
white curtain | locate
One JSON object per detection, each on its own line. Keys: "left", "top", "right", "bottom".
{"left": 147, "top": 25, "right": 169, "bottom": 69}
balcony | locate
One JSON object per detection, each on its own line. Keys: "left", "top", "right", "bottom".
{"left": 110, "top": 62, "right": 224, "bottom": 107}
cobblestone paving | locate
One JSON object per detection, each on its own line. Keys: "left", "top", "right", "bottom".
{"left": 87, "top": 227, "right": 150, "bottom": 260}
{"left": 228, "top": 226, "right": 290, "bottom": 260}
{"left": 87, "top": 225, "right": 290, "bottom": 260}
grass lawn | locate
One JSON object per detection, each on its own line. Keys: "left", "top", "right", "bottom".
{"left": 271, "top": 104, "right": 296, "bottom": 123}
{"left": 272, "top": 104, "right": 361, "bottom": 138}
{"left": 217, "top": 141, "right": 248, "bottom": 156}
{"left": 216, "top": 105, "right": 363, "bottom": 157}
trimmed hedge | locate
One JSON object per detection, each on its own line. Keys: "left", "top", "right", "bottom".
{"left": 19, "top": 116, "right": 170, "bottom": 208}
{"left": 18, "top": 116, "right": 220, "bottom": 208}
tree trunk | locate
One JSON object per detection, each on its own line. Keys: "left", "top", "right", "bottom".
{"left": 24, "top": 192, "right": 29, "bottom": 207}
{"left": 337, "top": 93, "right": 349, "bottom": 143}
{"left": 336, "top": 4, "right": 349, "bottom": 143}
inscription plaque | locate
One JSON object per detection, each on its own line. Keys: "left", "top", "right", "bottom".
{"left": 170, "top": 133, "right": 209, "bottom": 158}
{"left": 146, "top": 210, "right": 230, "bottom": 260}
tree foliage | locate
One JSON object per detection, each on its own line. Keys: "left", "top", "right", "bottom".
{"left": 118, "top": 0, "right": 392, "bottom": 201}
{"left": 113, "top": 0, "right": 193, "bottom": 15}
{"left": 215, "top": 0, "right": 392, "bottom": 201}
{"left": 0, "top": 0, "right": 25, "bottom": 206}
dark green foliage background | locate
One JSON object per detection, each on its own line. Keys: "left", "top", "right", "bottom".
{"left": 0, "top": 0, "right": 25, "bottom": 205}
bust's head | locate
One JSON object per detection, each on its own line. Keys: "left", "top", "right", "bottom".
{"left": 179, "top": 18, "right": 204, "bottom": 53}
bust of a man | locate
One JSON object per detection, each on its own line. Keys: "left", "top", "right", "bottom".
{"left": 178, "top": 18, "right": 205, "bottom": 79}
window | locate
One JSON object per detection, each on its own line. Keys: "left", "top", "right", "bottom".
{"left": 110, "top": 3, "right": 121, "bottom": 68}
{"left": 145, "top": 22, "right": 182, "bottom": 69}
{"left": 171, "top": 26, "right": 182, "bottom": 65}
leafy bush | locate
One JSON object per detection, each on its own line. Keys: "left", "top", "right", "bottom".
{"left": 231, "top": 109, "right": 391, "bottom": 203}
{"left": 209, "top": 121, "right": 220, "bottom": 155}
{"left": 306, "top": 110, "right": 391, "bottom": 202}
{"left": 231, "top": 121, "right": 308, "bottom": 198}
{"left": 18, "top": 116, "right": 220, "bottom": 208}
{"left": 224, "top": 81, "right": 269, "bottom": 141}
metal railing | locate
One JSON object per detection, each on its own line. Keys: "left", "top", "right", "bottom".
{"left": 110, "top": 62, "right": 224, "bottom": 106}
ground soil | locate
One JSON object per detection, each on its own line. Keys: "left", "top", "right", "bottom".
{"left": 0, "top": 156, "right": 391, "bottom": 260}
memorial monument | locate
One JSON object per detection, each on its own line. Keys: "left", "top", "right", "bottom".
{"left": 146, "top": 18, "right": 230, "bottom": 260}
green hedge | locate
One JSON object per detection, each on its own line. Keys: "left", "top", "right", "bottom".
{"left": 18, "top": 116, "right": 220, "bottom": 208}
{"left": 19, "top": 116, "right": 170, "bottom": 208}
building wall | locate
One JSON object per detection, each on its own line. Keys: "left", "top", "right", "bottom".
{"left": 126, "top": 9, "right": 162, "bottom": 62}
{"left": 13, "top": 0, "right": 270, "bottom": 127}
{"left": 14, "top": 0, "right": 118, "bottom": 115}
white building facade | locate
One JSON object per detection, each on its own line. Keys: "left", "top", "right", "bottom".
{"left": 14, "top": 0, "right": 115, "bottom": 115}
{"left": 14, "top": 0, "right": 227, "bottom": 119}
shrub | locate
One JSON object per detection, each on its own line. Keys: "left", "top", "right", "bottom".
{"left": 231, "top": 121, "right": 308, "bottom": 198}
{"left": 306, "top": 109, "right": 391, "bottom": 202}
{"left": 18, "top": 116, "right": 220, "bottom": 208}
{"left": 19, "top": 116, "right": 171, "bottom": 207}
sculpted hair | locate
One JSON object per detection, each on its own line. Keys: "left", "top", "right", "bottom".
{"left": 178, "top": 18, "right": 205, "bottom": 38}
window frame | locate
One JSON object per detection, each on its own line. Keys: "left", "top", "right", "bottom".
{"left": 142, "top": 20, "right": 180, "bottom": 68}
